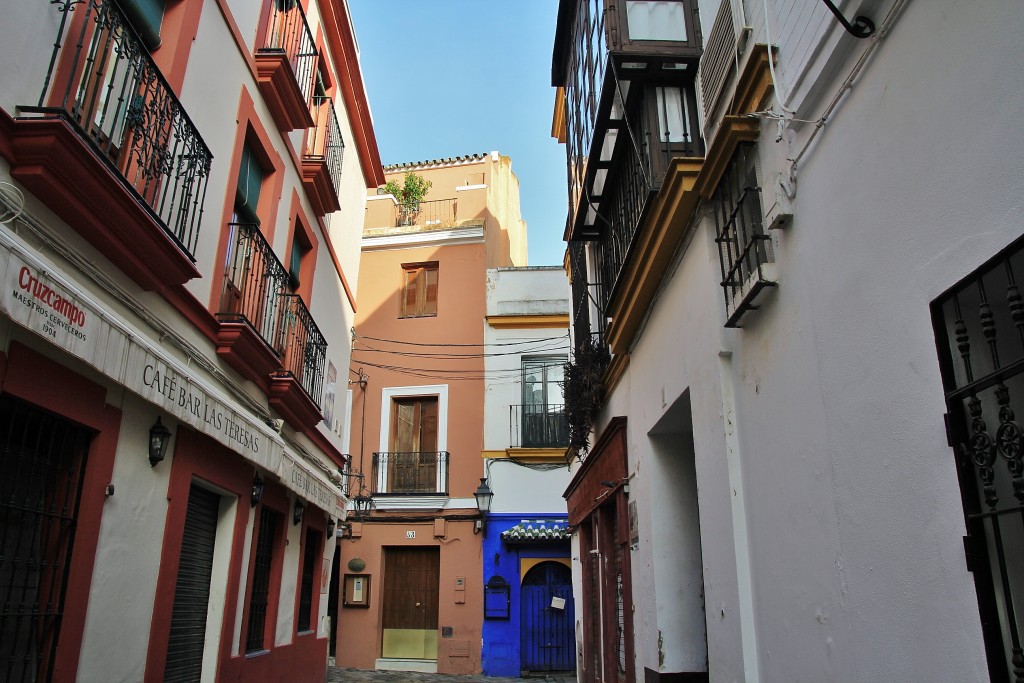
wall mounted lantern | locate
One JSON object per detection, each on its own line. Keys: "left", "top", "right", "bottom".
{"left": 251, "top": 472, "right": 264, "bottom": 507}
{"left": 352, "top": 494, "right": 374, "bottom": 521}
{"left": 473, "top": 477, "right": 493, "bottom": 534}
{"left": 148, "top": 417, "right": 172, "bottom": 467}
{"left": 293, "top": 498, "right": 305, "bottom": 525}
{"left": 326, "top": 518, "right": 336, "bottom": 538}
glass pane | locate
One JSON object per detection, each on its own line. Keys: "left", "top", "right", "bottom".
{"left": 626, "top": 1, "right": 687, "bottom": 41}
{"left": 657, "top": 87, "right": 689, "bottom": 143}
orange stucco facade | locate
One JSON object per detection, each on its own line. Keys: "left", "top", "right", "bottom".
{"left": 337, "top": 153, "right": 527, "bottom": 674}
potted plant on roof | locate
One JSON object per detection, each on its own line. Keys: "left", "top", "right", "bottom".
{"left": 381, "top": 172, "right": 432, "bottom": 226}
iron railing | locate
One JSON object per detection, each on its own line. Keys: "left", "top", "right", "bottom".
{"left": 30, "top": 0, "right": 212, "bottom": 258}
{"left": 306, "top": 96, "right": 345, "bottom": 197}
{"left": 275, "top": 294, "right": 327, "bottom": 407}
{"left": 510, "top": 404, "right": 569, "bottom": 449}
{"left": 218, "top": 223, "right": 289, "bottom": 349}
{"left": 595, "top": 131, "right": 654, "bottom": 314}
{"left": 258, "top": 0, "right": 318, "bottom": 107}
{"left": 397, "top": 198, "right": 457, "bottom": 227}
{"left": 371, "top": 452, "right": 450, "bottom": 495}
{"left": 0, "top": 394, "right": 92, "bottom": 683}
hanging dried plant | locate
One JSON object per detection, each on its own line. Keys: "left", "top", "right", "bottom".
{"left": 563, "top": 335, "right": 610, "bottom": 461}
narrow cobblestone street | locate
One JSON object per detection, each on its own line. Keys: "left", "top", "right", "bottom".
{"left": 326, "top": 667, "right": 576, "bottom": 683}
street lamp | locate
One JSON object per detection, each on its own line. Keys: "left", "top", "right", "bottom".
{"left": 352, "top": 493, "right": 374, "bottom": 521}
{"left": 148, "top": 417, "right": 172, "bottom": 467}
{"left": 473, "top": 477, "right": 493, "bottom": 534}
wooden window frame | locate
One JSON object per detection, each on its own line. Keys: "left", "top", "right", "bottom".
{"left": 400, "top": 262, "right": 439, "bottom": 318}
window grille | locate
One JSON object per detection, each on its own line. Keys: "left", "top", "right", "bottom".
{"left": 0, "top": 394, "right": 91, "bottom": 683}
{"left": 714, "top": 143, "right": 776, "bottom": 327}
{"left": 246, "top": 508, "right": 281, "bottom": 652}
{"left": 297, "top": 527, "right": 321, "bottom": 632}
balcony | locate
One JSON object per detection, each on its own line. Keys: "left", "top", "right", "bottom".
{"left": 302, "top": 96, "right": 345, "bottom": 216}
{"left": 371, "top": 451, "right": 450, "bottom": 498}
{"left": 255, "top": 0, "right": 317, "bottom": 131}
{"left": 269, "top": 294, "right": 327, "bottom": 431}
{"left": 216, "top": 223, "right": 289, "bottom": 381}
{"left": 8, "top": 0, "right": 211, "bottom": 292}
{"left": 212, "top": 223, "right": 327, "bottom": 431}
{"left": 510, "top": 404, "right": 569, "bottom": 449}
{"left": 365, "top": 193, "right": 482, "bottom": 234}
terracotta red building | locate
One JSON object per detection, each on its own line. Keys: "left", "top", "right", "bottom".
{"left": 337, "top": 153, "right": 528, "bottom": 674}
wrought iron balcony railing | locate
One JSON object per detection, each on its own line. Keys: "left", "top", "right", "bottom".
{"left": 259, "top": 0, "right": 318, "bottom": 106}
{"left": 306, "top": 96, "right": 345, "bottom": 196}
{"left": 218, "top": 223, "right": 289, "bottom": 348}
{"left": 275, "top": 293, "right": 327, "bottom": 407}
{"left": 396, "top": 198, "right": 457, "bottom": 227}
{"left": 510, "top": 404, "right": 569, "bottom": 449}
{"left": 371, "top": 452, "right": 450, "bottom": 495}
{"left": 30, "top": 0, "right": 212, "bottom": 258}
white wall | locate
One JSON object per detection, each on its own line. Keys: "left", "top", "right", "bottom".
{"left": 607, "top": 0, "right": 1023, "bottom": 680}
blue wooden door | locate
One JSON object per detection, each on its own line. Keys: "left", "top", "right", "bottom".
{"left": 521, "top": 562, "right": 575, "bottom": 673}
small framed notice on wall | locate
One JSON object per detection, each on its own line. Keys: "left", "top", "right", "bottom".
{"left": 343, "top": 574, "right": 370, "bottom": 608}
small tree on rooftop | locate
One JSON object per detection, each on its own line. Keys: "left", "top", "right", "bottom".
{"left": 382, "top": 172, "right": 432, "bottom": 223}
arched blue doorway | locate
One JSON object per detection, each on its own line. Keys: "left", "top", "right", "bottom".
{"left": 521, "top": 561, "right": 575, "bottom": 674}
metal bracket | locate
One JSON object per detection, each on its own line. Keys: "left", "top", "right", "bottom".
{"left": 820, "top": 0, "right": 876, "bottom": 38}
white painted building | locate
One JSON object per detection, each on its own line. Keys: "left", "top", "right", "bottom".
{"left": 552, "top": 0, "right": 1024, "bottom": 681}
{"left": 0, "top": 0, "right": 382, "bottom": 680}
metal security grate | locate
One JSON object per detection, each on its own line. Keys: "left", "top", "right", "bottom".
{"left": 933, "top": 236, "right": 1024, "bottom": 681}
{"left": 296, "top": 527, "right": 320, "bottom": 632}
{"left": 164, "top": 485, "right": 221, "bottom": 682}
{"left": 0, "top": 394, "right": 92, "bottom": 683}
{"left": 245, "top": 508, "right": 280, "bottom": 653}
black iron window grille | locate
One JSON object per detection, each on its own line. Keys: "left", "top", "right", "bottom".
{"left": 245, "top": 508, "right": 281, "bottom": 653}
{"left": 714, "top": 144, "right": 776, "bottom": 328}
{"left": 0, "top": 394, "right": 92, "bottom": 683}
{"left": 932, "top": 235, "right": 1024, "bottom": 681}
{"left": 371, "top": 452, "right": 450, "bottom": 495}
{"left": 220, "top": 222, "right": 290, "bottom": 348}
{"left": 259, "top": 0, "right": 318, "bottom": 106}
{"left": 275, "top": 294, "right": 327, "bottom": 407}
{"left": 306, "top": 96, "right": 345, "bottom": 198}
{"left": 31, "top": 0, "right": 212, "bottom": 259}
{"left": 296, "top": 527, "right": 321, "bottom": 633}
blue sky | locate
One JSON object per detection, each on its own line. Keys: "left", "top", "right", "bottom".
{"left": 349, "top": 1, "right": 568, "bottom": 267}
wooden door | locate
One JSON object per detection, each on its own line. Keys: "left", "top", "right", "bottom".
{"left": 381, "top": 547, "right": 439, "bottom": 659}
{"left": 521, "top": 562, "right": 576, "bottom": 673}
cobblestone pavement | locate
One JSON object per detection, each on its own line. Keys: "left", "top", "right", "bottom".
{"left": 326, "top": 667, "right": 576, "bottom": 683}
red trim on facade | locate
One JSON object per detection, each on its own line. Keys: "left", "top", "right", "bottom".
{"left": 164, "top": 284, "right": 222, "bottom": 343}
{"left": 254, "top": 53, "right": 316, "bottom": 132}
{"left": 269, "top": 373, "right": 323, "bottom": 432}
{"left": 0, "top": 342, "right": 123, "bottom": 683}
{"left": 145, "top": 425, "right": 256, "bottom": 681}
{"left": 564, "top": 416, "right": 628, "bottom": 526}
{"left": 208, "top": 88, "right": 286, "bottom": 313}
{"left": 153, "top": 0, "right": 204, "bottom": 92}
{"left": 212, "top": 0, "right": 260, "bottom": 81}
{"left": 4, "top": 115, "right": 201, "bottom": 293}
{"left": 238, "top": 479, "right": 290, "bottom": 656}
{"left": 301, "top": 158, "right": 341, "bottom": 216}
{"left": 285, "top": 190, "right": 320, "bottom": 304}
{"left": 317, "top": 0, "right": 385, "bottom": 187}
{"left": 215, "top": 321, "right": 281, "bottom": 388}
